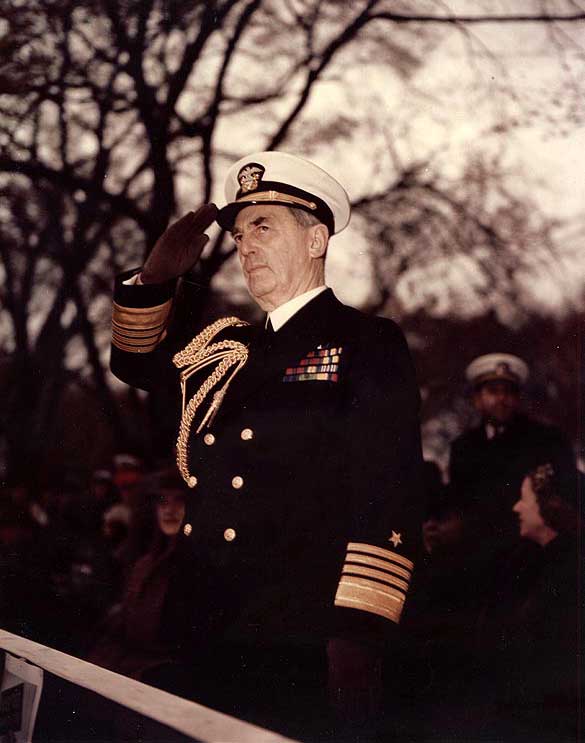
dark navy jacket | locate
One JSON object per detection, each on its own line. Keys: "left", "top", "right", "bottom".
{"left": 111, "top": 274, "right": 424, "bottom": 656}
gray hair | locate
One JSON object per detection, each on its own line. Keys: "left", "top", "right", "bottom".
{"left": 287, "top": 207, "right": 325, "bottom": 230}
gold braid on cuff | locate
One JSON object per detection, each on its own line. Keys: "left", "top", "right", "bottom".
{"left": 334, "top": 542, "right": 414, "bottom": 624}
{"left": 173, "top": 317, "right": 250, "bottom": 488}
{"left": 111, "top": 299, "right": 172, "bottom": 353}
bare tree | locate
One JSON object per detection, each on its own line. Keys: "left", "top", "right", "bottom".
{"left": 356, "top": 153, "right": 565, "bottom": 322}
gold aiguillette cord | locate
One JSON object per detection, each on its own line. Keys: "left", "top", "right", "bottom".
{"left": 172, "top": 317, "right": 250, "bottom": 488}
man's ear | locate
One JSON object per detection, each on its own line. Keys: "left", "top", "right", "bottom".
{"left": 308, "top": 224, "right": 329, "bottom": 258}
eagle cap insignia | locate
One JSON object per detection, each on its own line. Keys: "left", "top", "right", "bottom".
{"left": 238, "top": 163, "right": 265, "bottom": 193}
{"left": 496, "top": 362, "right": 510, "bottom": 376}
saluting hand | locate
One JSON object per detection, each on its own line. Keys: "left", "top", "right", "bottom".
{"left": 140, "top": 203, "right": 219, "bottom": 284}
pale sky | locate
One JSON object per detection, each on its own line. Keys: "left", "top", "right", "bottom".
{"left": 211, "top": 8, "right": 585, "bottom": 314}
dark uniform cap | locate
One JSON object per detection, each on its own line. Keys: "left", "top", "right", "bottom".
{"left": 216, "top": 151, "right": 351, "bottom": 235}
{"left": 465, "top": 353, "right": 529, "bottom": 388}
{"left": 143, "top": 466, "right": 189, "bottom": 501}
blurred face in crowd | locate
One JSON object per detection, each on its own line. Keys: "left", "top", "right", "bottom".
{"left": 513, "top": 477, "right": 557, "bottom": 546}
{"left": 156, "top": 490, "right": 186, "bottom": 537}
{"left": 232, "top": 205, "right": 328, "bottom": 312}
{"left": 473, "top": 380, "right": 520, "bottom": 424}
{"left": 114, "top": 469, "right": 143, "bottom": 505}
{"left": 422, "top": 512, "right": 465, "bottom": 555}
{"left": 91, "top": 474, "right": 113, "bottom": 502}
{"left": 102, "top": 518, "right": 128, "bottom": 545}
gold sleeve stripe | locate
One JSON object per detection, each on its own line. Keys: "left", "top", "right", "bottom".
{"left": 335, "top": 578, "right": 403, "bottom": 624}
{"left": 112, "top": 315, "right": 169, "bottom": 330}
{"left": 339, "top": 574, "right": 406, "bottom": 602}
{"left": 342, "top": 565, "right": 409, "bottom": 593}
{"left": 347, "top": 542, "right": 414, "bottom": 572}
{"left": 113, "top": 299, "right": 172, "bottom": 317}
{"left": 112, "top": 313, "right": 169, "bottom": 329}
{"left": 112, "top": 326, "right": 166, "bottom": 340}
{"left": 111, "top": 332, "right": 168, "bottom": 348}
{"left": 112, "top": 299, "right": 172, "bottom": 353}
{"left": 344, "top": 553, "right": 411, "bottom": 581}
{"left": 111, "top": 331, "right": 168, "bottom": 353}
{"left": 335, "top": 542, "right": 414, "bottom": 623}
{"left": 112, "top": 300, "right": 172, "bottom": 328}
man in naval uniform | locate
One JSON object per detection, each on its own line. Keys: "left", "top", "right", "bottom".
{"left": 447, "top": 353, "right": 574, "bottom": 586}
{"left": 449, "top": 353, "right": 574, "bottom": 511}
{"left": 110, "top": 152, "right": 424, "bottom": 738}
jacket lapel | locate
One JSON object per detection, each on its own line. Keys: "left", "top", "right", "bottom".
{"left": 218, "top": 289, "right": 345, "bottom": 414}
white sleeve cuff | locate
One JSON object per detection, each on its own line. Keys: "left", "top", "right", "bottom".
{"left": 122, "top": 272, "right": 143, "bottom": 286}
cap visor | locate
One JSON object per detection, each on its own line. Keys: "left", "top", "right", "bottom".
{"left": 216, "top": 203, "right": 242, "bottom": 231}
{"left": 216, "top": 199, "right": 323, "bottom": 232}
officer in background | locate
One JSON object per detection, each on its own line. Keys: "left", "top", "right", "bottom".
{"left": 110, "top": 152, "right": 424, "bottom": 738}
{"left": 448, "top": 353, "right": 574, "bottom": 570}
{"left": 449, "top": 353, "right": 574, "bottom": 507}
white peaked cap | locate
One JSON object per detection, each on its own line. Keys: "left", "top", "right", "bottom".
{"left": 465, "top": 353, "right": 529, "bottom": 388}
{"left": 216, "top": 151, "right": 351, "bottom": 235}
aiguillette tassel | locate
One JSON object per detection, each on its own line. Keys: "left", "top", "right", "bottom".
{"left": 196, "top": 388, "right": 226, "bottom": 434}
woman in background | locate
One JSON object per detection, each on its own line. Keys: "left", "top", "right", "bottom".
{"left": 86, "top": 467, "right": 186, "bottom": 682}
{"left": 475, "top": 463, "right": 581, "bottom": 742}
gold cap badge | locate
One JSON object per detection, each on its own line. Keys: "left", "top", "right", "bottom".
{"left": 238, "top": 163, "right": 265, "bottom": 193}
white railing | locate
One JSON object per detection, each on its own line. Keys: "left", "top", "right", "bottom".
{"left": 0, "top": 630, "right": 298, "bottom": 743}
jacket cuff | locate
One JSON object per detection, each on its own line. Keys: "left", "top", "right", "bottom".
{"left": 334, "top": 542, "right": 414, "bottom": 625}
{"left": 112, "top": 269, "right": 176, "bottom": 354}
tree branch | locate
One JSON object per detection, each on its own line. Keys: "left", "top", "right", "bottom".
{"left": 0, "top": 157, "right": 151, "bottom": 231}
{"left": 200, "top": 0, "right": 263, "bottom": 201}
{"left": 267, "top": 0, "right": 380, "bottom": 148}
{"left": 370, "top": 11, "right": 585, "bottom": 24}
{"left": 165, "top": 0, "right": 240, "bottom": 115}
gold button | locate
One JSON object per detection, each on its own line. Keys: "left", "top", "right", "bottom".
{"left": 232, "top": 475, "right": 244, "bottom": 490}
{"left": 183, "top": 523, "right": 192, "bottom": 536}
{"left": 240, "top": 428, "right": 254, "bottom": 441}
{"left": 224, "top": 528, "right": 236, "bottom": 542}
{"left": 204, "top": 433, "right": 216, "bottom": 446}
{"left": 188, "top": 476, "right": 198, "bottom": 488}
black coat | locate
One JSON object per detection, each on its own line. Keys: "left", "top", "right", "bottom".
{"left": 475, "top": 535, "right": 580, "bottom": 741}
{"left": 447, "top": 414, "right": 575, "bottom": 592}
{"left": 449, "top": 414, "right": 574, "bottom": 506}
{"left": 111, "top": 276, "right": 424, "bottom": 659}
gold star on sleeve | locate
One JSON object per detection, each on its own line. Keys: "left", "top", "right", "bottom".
{"left": 389, "top": 531, "right": 402, "bottom": 548}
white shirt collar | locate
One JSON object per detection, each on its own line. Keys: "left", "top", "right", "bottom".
{"left": 267, "top": 286, "right": 328, "bottom": 331}
{"left": 485, "top": 422, "right": 505, "bottom": 440}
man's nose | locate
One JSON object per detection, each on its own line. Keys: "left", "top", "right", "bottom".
{"left": 238, "top": 233, "right": 256, "bottom": 256}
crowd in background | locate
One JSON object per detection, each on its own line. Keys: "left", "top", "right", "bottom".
{"left": 0, "top": 454, "right": 153, "bottom": 656}
{"left": 0, "top": 360, "right": 582, "bottom": 742}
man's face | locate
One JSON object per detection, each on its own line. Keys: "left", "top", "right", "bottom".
{"left": 232, "top": 205, "right": 320, "bottom": 311}
{"left": 473, "top": 380, "right": 520, "bottom": 424}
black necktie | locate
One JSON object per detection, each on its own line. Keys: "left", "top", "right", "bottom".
{"left": 259, "top": 316, "right": 275, "bottom": 353}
